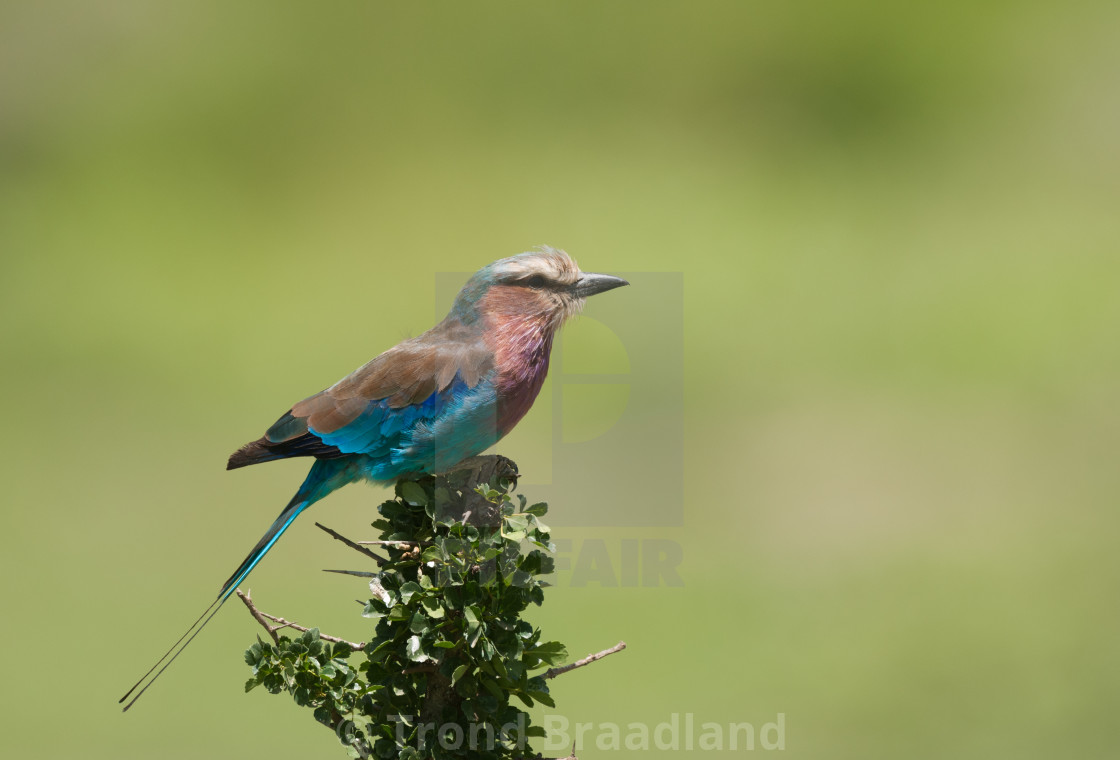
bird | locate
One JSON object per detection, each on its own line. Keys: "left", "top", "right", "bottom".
{"left": 120, "top": 246, "right": 628, "bottom": 710}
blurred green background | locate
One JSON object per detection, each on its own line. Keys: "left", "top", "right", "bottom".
{"left": 2, "top": 1, "right": 1118, "bottom": 757}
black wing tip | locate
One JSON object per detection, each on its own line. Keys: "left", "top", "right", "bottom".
{"left": 227, "top": 438, "right": 272, "bottom": 470}
{"left": 227, "top": 432, "right": 347, "bottom": 470}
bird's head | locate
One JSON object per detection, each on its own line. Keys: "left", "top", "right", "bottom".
{"left": 451, "top": 247, "right": 628, "bottom": 329}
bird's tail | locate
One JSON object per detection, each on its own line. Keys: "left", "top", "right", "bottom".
{"left": 216, "top": 487, "right": 315, "bottom": 601}
{"left": 119, "top": 458, "right": 353, "bottom": 712}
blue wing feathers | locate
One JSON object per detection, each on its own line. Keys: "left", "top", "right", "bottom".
{"left": 230, "top": 371, "right": 499, "bottom": 479}
{"left": 312, "top": 375, "right": 478, "bottom": 464}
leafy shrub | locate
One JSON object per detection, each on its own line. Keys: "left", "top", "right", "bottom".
{"left": 245, "top": 467, "right": 566, "bottom": 759}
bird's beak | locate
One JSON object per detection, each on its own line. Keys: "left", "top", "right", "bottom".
{"left": 571, "top": 273, "right": 629, "bottom": 298}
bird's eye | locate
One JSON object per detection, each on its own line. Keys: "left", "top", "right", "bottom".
{"left": 524, "top": 274, "right": 547, "bottom": 289}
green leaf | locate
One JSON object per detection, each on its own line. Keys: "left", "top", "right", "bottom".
{"left": 504, "top": 515, "right": 529, "bottom": 533}
{"left": 454, "top": 673, "right": 478, "bottom": 698}
{"left": 537, "top": 555, "right": 556, "bottom": 575}
{"left": 408, "top": 612, "right": 429, "bottom": 634}
{"left": 398, "top": 581, "right": 422, "bottom": 605}
{"left": 244, "top": 642, "right": 262, "bottom": 665}
{"left": 452, "top": 664, "right": 470, "bottom": 684}
{"left": 475, "top": 486, "right": 501, "bottom": 502}
{"left": 526, "top": 640, "right": 568, "bottom": 667}
{"left": 480, "top": 675, "right": 504, "bottom": 700}
{"left": 420, "top": 595, "right": 445, "bottom": 619}
{"left": 527, "top": 689, "right": 556, "bottom": 707}
{"left": 398, "top": 481, "right": 428, "bottom": 506}
{"left": 477, "top": 693, "right": 499, "bottom": 714}
{"left": 405, "top": 635, "right": 425, "bottom": 661}
{"left": 463, "top": 605, "right": 480, "bottom": 631}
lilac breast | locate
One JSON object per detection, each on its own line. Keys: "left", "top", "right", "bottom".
{"left": 493, "top": 326, "right": 555, "bottom": 435}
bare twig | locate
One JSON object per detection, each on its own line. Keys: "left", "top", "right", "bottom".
{"left": 322, "top": 569, "right": 379, "bottom": 578}
{"left": 236, "top": 590, "right": 365, "bottom": 651}
{"left": 356, "top": 540, "right": 430, "bottom": 547}
{"left": 236, "top": 589, "right": 280, "bottom": 644}
{"left": 315, "top": 522, "right": 388, "bottom": 566}
{"left": 545, "top": 641, "right": 626, "bottom": 679}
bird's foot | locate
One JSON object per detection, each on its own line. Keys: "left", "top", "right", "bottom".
{"left": 432, "top": 455, "right": 519, "bottom": 528}
{"left": 446, "top": 455, "right": 519, "bottom": 492}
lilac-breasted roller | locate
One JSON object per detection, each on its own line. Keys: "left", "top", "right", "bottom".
{"left": 121, "top": 247, "right": 627, "bottom": 710}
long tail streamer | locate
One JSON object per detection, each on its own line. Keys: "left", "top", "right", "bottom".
{"left": 119, "top": 499, "right": 312, "bottom": 711}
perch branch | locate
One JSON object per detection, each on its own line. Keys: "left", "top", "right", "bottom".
{"left": 545, "top": 641, "right": 626, "bottom": 679}
{"left": 236, "top": 590, "right": 365, "bottom": 651}
{"left": 321, "top": 569, "right": 379, "bottom": 578}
